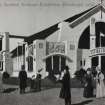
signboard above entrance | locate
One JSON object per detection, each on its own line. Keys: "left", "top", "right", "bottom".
{"left": 46, "top": 42, "right": 65, "bottom": 55}
{"left": 90, "top": 47, "right": 105, "bottom": 56}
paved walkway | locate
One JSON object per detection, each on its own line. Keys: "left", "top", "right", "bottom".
{"left": 0, "top": 85, "right": 105, "bottom": 105}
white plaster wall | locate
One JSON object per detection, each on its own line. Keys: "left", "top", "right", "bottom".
{"left": 35, "top": 40, "right": 46, "bottom": 78}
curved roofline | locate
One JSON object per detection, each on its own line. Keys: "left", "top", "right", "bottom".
{"left": 42, "top": 53, "right": 72, "bottom": 62}
{"left": 70, "top": 4, "right": 105, "bottom": 28}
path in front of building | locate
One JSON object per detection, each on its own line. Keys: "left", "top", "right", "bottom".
{"left": 0, "top": 84, "right": 105, "bottom": 105}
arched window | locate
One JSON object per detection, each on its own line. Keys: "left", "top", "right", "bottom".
{"left": 27, "top": 56, "right": 33, "bottom": 72}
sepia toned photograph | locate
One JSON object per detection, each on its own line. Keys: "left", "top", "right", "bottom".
{"left": 0, "top": 0, "right": 105, "bottom": 105}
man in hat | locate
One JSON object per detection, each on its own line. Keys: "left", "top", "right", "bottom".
{"left": 36, "top": 68, "right": 42, "bottom": 91}
{"left": 18, "top": 65, "right": 27, "bottom": 94}
{"left": 59, "top": 65, "right": 71, "bottom": 105}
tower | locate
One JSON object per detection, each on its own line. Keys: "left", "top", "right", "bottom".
{"left": 90, "top": 17, "right": 96, "bottom": 49}
{"left": 0, "top": 32, "right": 13, "bottom": 74}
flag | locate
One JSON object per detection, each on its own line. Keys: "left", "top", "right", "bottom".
{"left": 100, "top": 32, "right": 105, "bottom": 37}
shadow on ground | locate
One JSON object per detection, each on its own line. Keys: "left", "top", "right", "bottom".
{"left": 25, "top": 87, "right": 54, "bottom": 94}
{"left": 72, "top": 100, "right": 93, "bottom": 105}
{"left": 3, "top": 88, "right": 18, "bottom": 93}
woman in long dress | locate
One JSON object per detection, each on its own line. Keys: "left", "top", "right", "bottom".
{"left": 96, "top": 66, "right": 105, "bottom": 98}
{"left": 83, "top": 68, "right": 94, "bottom": 98}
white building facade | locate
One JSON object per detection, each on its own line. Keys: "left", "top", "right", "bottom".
{"left": 1, "top": 4, "right": 105, "bottom": 78}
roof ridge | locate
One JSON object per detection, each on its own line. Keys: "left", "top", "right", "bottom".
{"left": 25, "top": 5, "right": 98, "bottom": 44}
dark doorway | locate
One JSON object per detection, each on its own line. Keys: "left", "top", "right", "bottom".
{"left": 28, "top": 56, "right": 33, "bottom": 72}
{"left": 91, "top": 56, "right": 98, "bottom": 68}
{"left": 46, "top": 57, "right": 52, "bottom": 72}
{"left": 53, "top": 56, "right": 59, "bottom": 74}
{"left": 101, "top": 56, "right": 105, "bottom": 75}
{"left": 61, "top": 57, "right": 66, "bottom": 71}
{"left": 46, "top": 55, "right": 66, "bottom": 75}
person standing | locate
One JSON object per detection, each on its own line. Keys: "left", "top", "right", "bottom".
{"left": 95, "top": 66, "right": 105, "bottom": 98}
{"left": 18, "top": 65, "right": 27, "bottom": 94}
{"left": 83, "top": 68, "right": 94, "bottom": 98}
{"left": 0, "top": 72, "right": 3, "bottom": 92}
{"left": 59, "top": 66, "right": 71, "bottom": 105}
{"left": 30, "top": 75, "right": 36, "bottom": 92}
{"left": 36, "top": 69, "right": 42, "bottom": 91}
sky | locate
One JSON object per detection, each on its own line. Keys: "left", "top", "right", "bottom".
{"left": 0, "top": 0, "right": 100, "bottom": 36}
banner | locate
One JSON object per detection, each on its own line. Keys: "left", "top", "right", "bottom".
{"left": 46, "top": 42, "right": 65, "bottom": 55}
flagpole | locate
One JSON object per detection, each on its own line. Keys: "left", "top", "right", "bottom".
{"left": 100, "top": 32, "right": 105, "bottom": 47}
{"left": 100, "top": 35, "right": 101, "bottom": 47}
{"left": 17, "top": 46, "right": 18, "bottom": 70}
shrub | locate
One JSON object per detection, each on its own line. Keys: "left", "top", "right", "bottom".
{"left": 2, "top": 71, "right": 10, "bottom": 79}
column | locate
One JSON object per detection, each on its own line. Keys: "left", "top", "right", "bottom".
{"left": 59, "top": 56, "right": 61, "bottom": 71}
{"left": 98, "top": 55, "right": 101, "bottom": 68}
{"left": 51, "top": 56, "right": 53, "bottom": 70}
{"left": 33, "top": 41, "right": 36, "bottom": 76}
{"left": 1, "top": 32, "right": 10, "bottom": 72}
{"left": 90, "top": 17, "right": 96, "bottom": 49}
{"left": 17, "top": 46, "right": 18, "bottom": 71}
{"left": 2, "top": 52, "right": 5, "bottom": 72}
{"left": 25, "top": 43, "right": 28, "bottom": 72}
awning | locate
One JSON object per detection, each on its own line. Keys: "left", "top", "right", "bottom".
{"left": 42, "top": 53, "right": 73, "bottom": 62}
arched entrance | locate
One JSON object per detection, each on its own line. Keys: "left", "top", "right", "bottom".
{"left": 43, "top": 53, "right": 72, "bottom": 76}
{"left": 78, "top": 22, "right": 105, "bottom": 49}
{"left": 27, "top": 56, "right": 33, "bottom": 72}
{"left": 78, "top": 22, "right": 105, "bottom": 73}
{"left": 46, "top": 55, "right": 66, "bottom": 74}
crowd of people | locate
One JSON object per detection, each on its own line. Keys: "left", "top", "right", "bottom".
{"left": 18, "top": 65, "right": 42, "bottom": 94}
{"left": 57, "top": 65, "right": 105, "bottom": 105}
{"left": 78, "top": 66, "right": 105, "bottom": 99}
{"left": 0, "top": 64, "right": 105, "bottom": 105}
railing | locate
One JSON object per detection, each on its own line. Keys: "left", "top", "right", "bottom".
{"left": 90, "top": 47, "right": 105, "bottom": 56}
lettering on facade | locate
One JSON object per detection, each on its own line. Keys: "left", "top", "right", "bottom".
{"left": 46, "top": 42, "right": 65, "bottom": 55}
{"left": 90, "top": 47, "right": 105, "bottom": 56}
